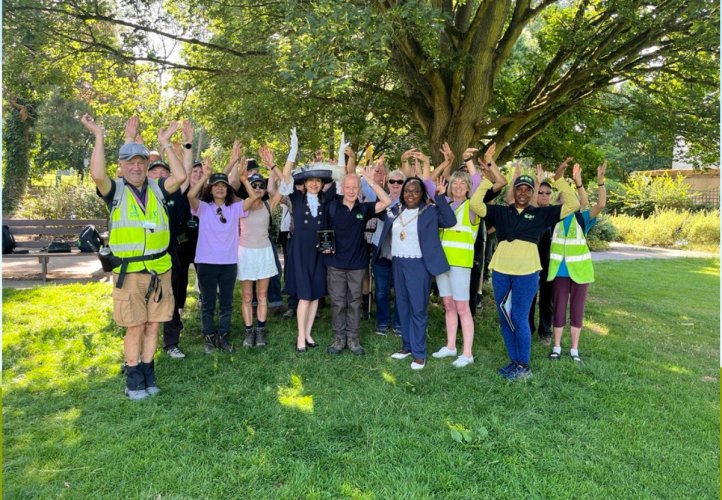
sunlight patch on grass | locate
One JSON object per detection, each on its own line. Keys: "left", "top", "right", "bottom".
{"left": 585, "top": 321, "right": 609, "bottom": 337}
{"left": 381, "top": 371, "right": 396, "bottom": 385}
{"left": 277, "top": 374, "right": 314, "bottom": 413}
{"left": 663, "top": 364, "right": 690, "bottom": 375}
{"left": 694, "top": 264, "right": 720, "bottom": 277}
{"left": 340, "top": 483, "right": 374, "bottom": 500}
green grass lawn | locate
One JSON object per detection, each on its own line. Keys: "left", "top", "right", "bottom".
{"left": 2, "top": 258, "right": 719, "bottom": 498}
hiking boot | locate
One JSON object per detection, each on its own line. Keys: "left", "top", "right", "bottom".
{"left": 165, "top": 346, "right": 186, "bottom": 359}
{"left": 140, "top": 360, "right": 160, "bottom": 396}
{"left": 217, "top": 333, "right": 235, "bottom": 353}
{"left": 347, "top": 335, "right": 365, "bottom": 356}
{"left": 540, "top": 334, "right": 552, "bottom": 346}
{"left": 326, "top": 336, "right": 346, "bottom": 354}
{"left": 243, "top": 328, "right": 255, "bottom": 348}
{"left": 255, "top": 327, "right": 267, "bottom": 347}
{"left": 282, "top": 309, "right": 295, "bottom": 320}
{"left": 203, "top": 334, "right": 217, "bottom": 355}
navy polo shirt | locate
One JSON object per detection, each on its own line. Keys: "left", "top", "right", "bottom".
{"left": 325, "top": 198, "right": 378, "bottom": 270}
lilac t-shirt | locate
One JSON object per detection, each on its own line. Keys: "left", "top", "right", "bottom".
{"left": 192, "top": 201, "right": 248, "bottom": 264}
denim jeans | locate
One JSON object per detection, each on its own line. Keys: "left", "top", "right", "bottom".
{"left": 492, "top": 271, "right": 539, "bottom": 365}
{"left": 373, "top": 257, "right": 400, "bottom": 330}
{"left": 196, "top": 263, "right": 237, "bottom": 335}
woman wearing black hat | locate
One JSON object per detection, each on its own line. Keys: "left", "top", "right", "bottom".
{"left": 188, "top": 157, "right": 258, "bottom": 354}
{"left": 470, "top": 157, "right": 579, "bottom": 380}
{"left": 273, "top": 128, "right": 338, "bottom": 352}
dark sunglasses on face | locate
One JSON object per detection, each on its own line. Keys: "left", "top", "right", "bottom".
{"left": 538, "top": 191, "right": 552, "bottom": 195}
{"left": 251, "top": 182, "right": 266, "bottom": 190}
{"left": 388, "top": 179, "right": 404, "bottom": 185}
{"left": 216, "top": 207, "right": 227, "bottom": 224}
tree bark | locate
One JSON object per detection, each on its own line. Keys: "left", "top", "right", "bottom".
{"left": 3, "top": 98, "right": 36, "bottom": 215}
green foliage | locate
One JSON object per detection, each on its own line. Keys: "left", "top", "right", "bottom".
{"left": 2, "top": 100, "right": 36, "bottom": 215}
{"left": 586, "top": 216, "right": 618, "bottom": 251}
{"left": 609, "top": 209, "right": 720, "bottom": 248}
{"left": 606, "top": 173, "right": 695, "bottom": 217}
{"left": 2, "top": 258, "right": 719, "bottom": 497}
{"left": 16, "top": 182, "right": 108, "bottom": 220}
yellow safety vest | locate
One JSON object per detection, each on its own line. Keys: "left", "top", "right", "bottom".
{"left": 108, "top": 179, "right": 171, "bottom": 274}
{"left": 440, "top": 200, "right": 478, "bottom": 268}
{"left": 547, "top": 213, "right": 594, "bottom": 284}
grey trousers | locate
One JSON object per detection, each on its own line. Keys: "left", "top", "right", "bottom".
{"left": 327, "top": 266, "right": 366, "bottom": 339}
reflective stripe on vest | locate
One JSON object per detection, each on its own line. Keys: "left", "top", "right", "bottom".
{"left": 547, "top": 213, "right": 594, "bottom": 284}
{"left": 108, "top": 179, "right": 171, "bottom": 274}
{"left": 440, "top": 200, "right": 478, "bottom": 268}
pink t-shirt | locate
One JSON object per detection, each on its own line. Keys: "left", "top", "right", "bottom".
{"left": 192, "top": 201, "right": 248, "bottom": 264}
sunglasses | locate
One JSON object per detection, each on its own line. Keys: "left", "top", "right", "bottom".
{"left": 216, "top": 207, "right": 227, "bottom": 224}
{"left": 388, "top": 179, "right": 404, "bottom": 185}
{"left": 538, "top": 191, "right": 552, "bottom": 195}
{"left": 251, "top": 182, "right": 267, "bottom": 190}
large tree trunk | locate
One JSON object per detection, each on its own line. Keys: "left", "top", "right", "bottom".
{"left": 3, "top": 99, "right": 36, "bottom": 215}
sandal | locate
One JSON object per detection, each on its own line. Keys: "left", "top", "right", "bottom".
{"left": 570, "top": 353, "right": 582, "bottom": 362}
{"left": 548, "top": 351, "right": 561, "bottom": 360}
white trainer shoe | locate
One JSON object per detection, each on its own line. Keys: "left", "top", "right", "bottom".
{"left": 452, "top": 355, "right": 474, "bottom": 368}
{"left": 432, "top": 346, "right": 457, "bottom": 358}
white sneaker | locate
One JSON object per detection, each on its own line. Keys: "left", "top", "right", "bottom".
{"left": 452, "top": 355, "right": 474, "bottom": 368}
{"left": 390, "top": 351, "right": 412, "bottom": 360}
{"left": 410, "top": 359, "right": 426, "bottom": 370}
{"left": 432, "top": 346, "right": 457, "bottom": 359}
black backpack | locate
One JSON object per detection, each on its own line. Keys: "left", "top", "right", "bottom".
{"left": 2, "top": 225, "right": 16, "bottom": 254}
{"left": 77, "top": 224, "right": 102, "bottom": 253}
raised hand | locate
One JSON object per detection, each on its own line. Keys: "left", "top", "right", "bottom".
{"left": 440, "top": 142, "right": 455, "bottom": 163}
{"left": 572, "top": 163, "right": 582, "bottom": 186}
{"left": 202, "top": 156, "right": 212, "bottom": 177}
{"left": 536, "top": 163, "right": 545, "bottom": 184}
{"left": 337, "top": 132, "right": 351, "bottom": 167}
{"left": 259, "top": 145, "right": 274, "bottom": 168}
{"left": 181, "top": 119, "right": 194, "bottom": 144}
{"left": 555, "top": 157, "right": 573, "bottom": 180}
{"left": 230, "top": 139, "right": 242, "bottom": 164}
{"left": 158, "top": 122, "right": 179, "bottom": 145}
{"left": 483, "top": 143, "right": 497, "bottom": 165}
{"left": 287, "top": 127, "right": 298, "bottom": 163}
{"left": 462, "top": 147, "right": 479, "bottom": 161}
{"left": 401, "top": 148, "right": 417, "bottom": 163}
{"left": 80, "top": 113, "right": 104, "bottom": 136}
{"left": 238, "top": 156, "right": 249, "bottom": 181}
{"left": 597, "top": 160, "right": 607, "bottom": 183}
{"left": 435, "top": 176, "right": 448, "bottom": 196}
{"left": 124, "top": 116, "right": 140, "bottom": 142}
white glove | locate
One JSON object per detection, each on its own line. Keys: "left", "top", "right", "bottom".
{"left": 337, "top": 132, "right": 350, "bottom": 167}
{"left": 286, "top": 127, "right": 298, "bottom": 164}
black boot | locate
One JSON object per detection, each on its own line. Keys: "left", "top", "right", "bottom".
{"left": 124, "top": 364, "right": 148, "bottom": 400}
{"left": 140, "top": 360, "right": 160, "bottom": 396}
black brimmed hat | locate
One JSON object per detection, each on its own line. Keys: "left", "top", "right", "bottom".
{"left": 292, "top": 163, "right": 333, "bottom": 183}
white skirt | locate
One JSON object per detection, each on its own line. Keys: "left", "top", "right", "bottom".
{"left": 237, "top": 245, "right": 279, "bottom": 281}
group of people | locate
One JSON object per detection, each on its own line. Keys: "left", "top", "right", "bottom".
{"left": 80, "top": 114, "right": 606, "bottom": 399}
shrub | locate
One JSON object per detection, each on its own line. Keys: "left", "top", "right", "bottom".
{"left": 586, "top": 215, "right": 617, "bottom": 251}
{"left": 608, "top": 209, "right": 719, "bottom": 248}
{"left": 16, "top": 182, "right": 108, "bottom": 220}
{"left": 606, "top": 173, "right": 695, "bottom": 217}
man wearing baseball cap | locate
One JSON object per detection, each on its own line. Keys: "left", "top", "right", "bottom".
{"left": 80, "top": 113, "right": 187, "bottom": 400}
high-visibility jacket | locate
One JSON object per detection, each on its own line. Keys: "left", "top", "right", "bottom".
{"left": 547, "top": 212, "right": 594, "bottom": 284}
{"left": 108, "top": 179, "right": 171, "bottom": 274}
{"left": 440, "top": 200, "right": 478, "bottom": 268}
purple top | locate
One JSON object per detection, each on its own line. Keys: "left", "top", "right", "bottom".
{"left": 192, "top": 201, "right": 248, "bottom": 264}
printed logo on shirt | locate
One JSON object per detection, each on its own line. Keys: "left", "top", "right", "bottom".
{"left": 356, "top": 213, "right": 364, "bottom": 220}
{"left": 523, "top": 213, "right": 535, "bottom": 220}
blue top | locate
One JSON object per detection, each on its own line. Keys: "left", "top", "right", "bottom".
{"left": 556, "top": 209, "right": 597, "bottom": 278}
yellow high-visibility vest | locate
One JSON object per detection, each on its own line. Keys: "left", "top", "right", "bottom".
{"left": 440, "top": 200, "right": 478, "bottom": 268}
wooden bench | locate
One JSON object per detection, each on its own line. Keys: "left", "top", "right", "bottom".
{"left": 3, "top": 219, "right": 108, "bottom": 282}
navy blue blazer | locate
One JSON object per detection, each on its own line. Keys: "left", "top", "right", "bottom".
{"left": 373, "top": 194, "right": 456, "bottom": 276}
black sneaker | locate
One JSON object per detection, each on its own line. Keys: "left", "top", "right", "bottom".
{"left": 217, "top": 333, "right": 235, "bottom": 353}
{"left": 203, "top": 335, "right": 217, "bottom": 355}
